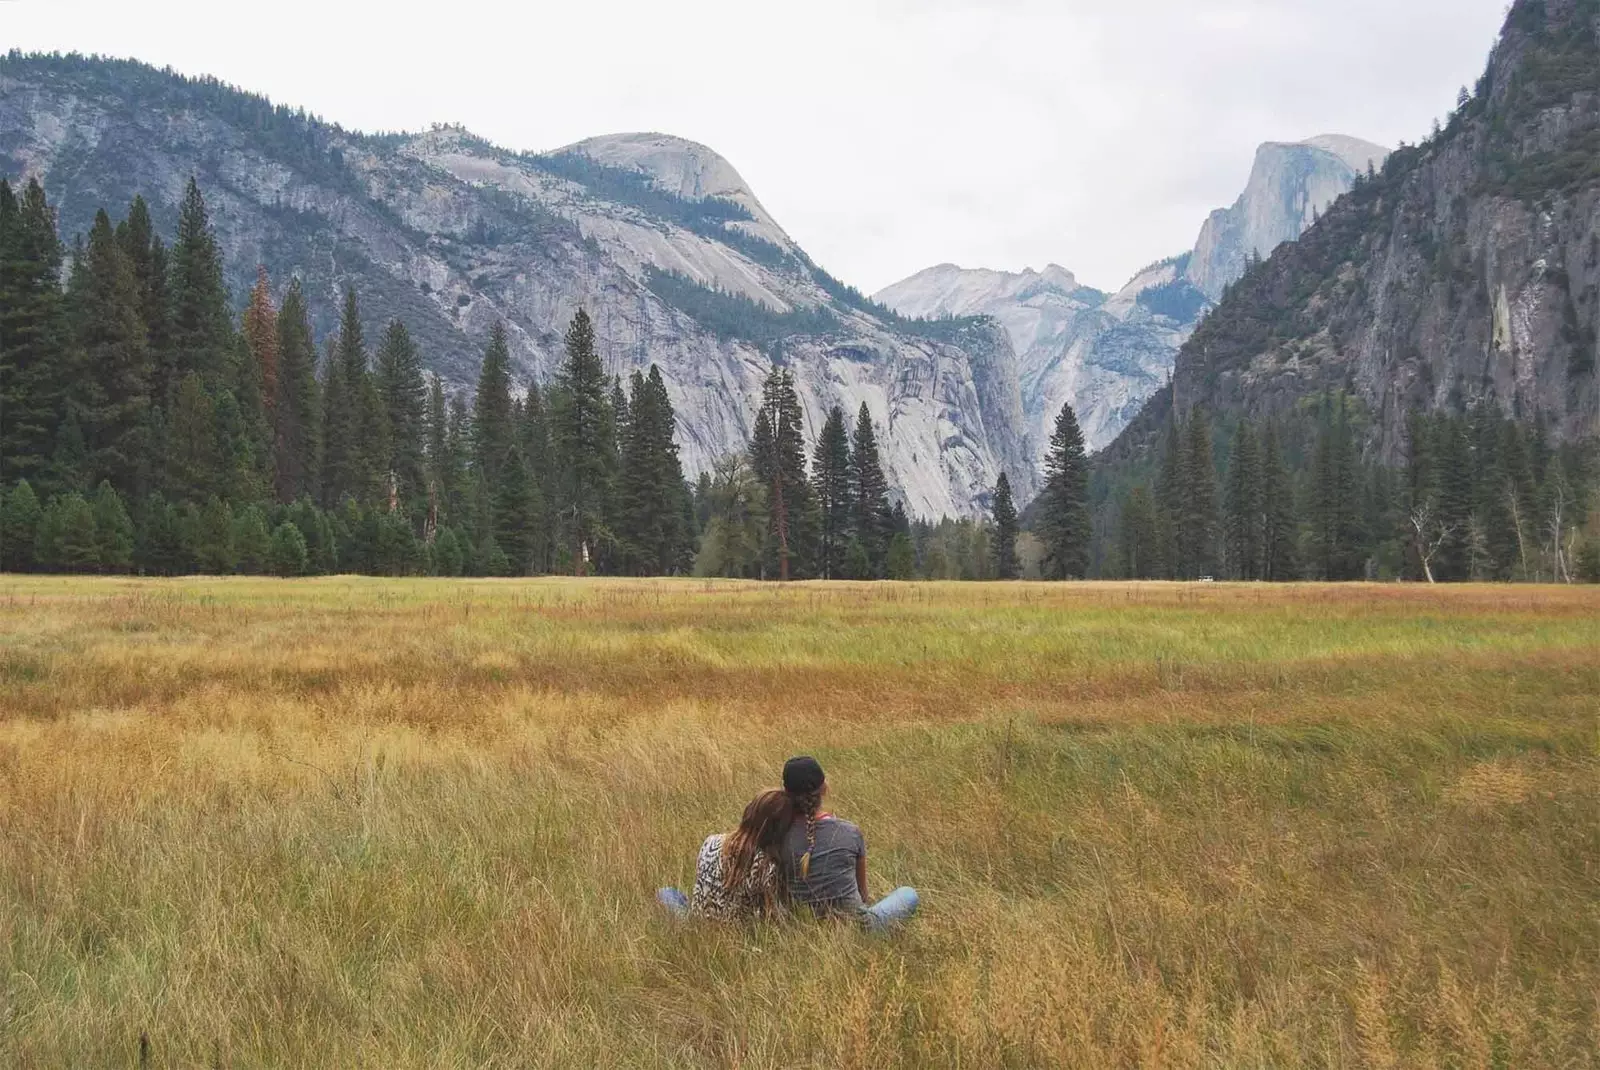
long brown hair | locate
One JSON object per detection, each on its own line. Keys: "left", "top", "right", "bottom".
{"left": 722, "top": 789, "right": 795, "bottom": 891}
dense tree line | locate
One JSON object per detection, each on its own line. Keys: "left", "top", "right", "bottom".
{"left": 0, "top": 177, "right": 695, "bottom": 577}
{"left": 1099, "top": 394, "right": 1600, "bottom": 583}
{"left": 695, "top": 368, "right": 905, "bottom": 579}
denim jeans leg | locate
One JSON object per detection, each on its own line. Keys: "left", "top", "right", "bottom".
{"left": 656, "top": 887, "right": 690, "bottom": 916}
{"left": 863, "top": 886, "right": 919, "bottom": 932}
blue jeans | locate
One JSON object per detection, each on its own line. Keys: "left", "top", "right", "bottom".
{"left": 656, "top": 885, "right": 919, "bottom": 931}
{"left": 863, "top": 886, "right": 919, "bottom": 932}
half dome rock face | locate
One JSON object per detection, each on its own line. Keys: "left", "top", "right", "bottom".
{"left": 877, "top": 261, "right": 1196, "bottom": 458}
{"left": 0, "top": 55, "right": 1036, "bottom": 518}
{"left": 878, "top": 133, "right": 1386, "bottom": 467}
{"left": 1185, "top": 136, "right": 1390, "bottom": 301}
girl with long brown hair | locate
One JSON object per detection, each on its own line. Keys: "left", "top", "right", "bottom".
{"left": 657, "top": 789, "right": 794, "bottom": 921}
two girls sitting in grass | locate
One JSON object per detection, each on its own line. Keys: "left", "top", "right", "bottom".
{"left": 657, "top": 756, "right": 920, "bottom": 931}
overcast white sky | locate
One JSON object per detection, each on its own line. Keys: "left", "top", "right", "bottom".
{"left": 7, "top": 0, "right": 1510, "bottom": 293}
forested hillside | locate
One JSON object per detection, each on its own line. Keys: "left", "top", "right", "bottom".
{"left": 1088, "top": 0, "right": 1600, "bottom": 582}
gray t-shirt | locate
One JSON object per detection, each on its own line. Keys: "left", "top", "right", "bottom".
{"left": 782, "top": 815, "right": 866, "bottom": 915}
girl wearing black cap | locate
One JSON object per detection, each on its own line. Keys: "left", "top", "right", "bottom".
{"left": 781, "top": 755, "right": 919, "bottom": 931}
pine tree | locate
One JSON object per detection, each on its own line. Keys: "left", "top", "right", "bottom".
{"left": 1153, "top": 414, "right": 1183, "bottom": 579}
{"left": 89, "top": 481, "right": 134, "bottom": 573}
{"left": 1037, "top": 403, "right": 1091, "bottom": 579}
{"left": 550, "top": 311, "right": 617, "bottom": 573}
{"left": 750, "top": 367, "right": 814, "bottom": 580}
{"left": 991, "top": 471, "right": 1020, "bottom": 579}
{"left": 194, "top": 496, "right": 235, "bottom": 574}
{"left": 1118, "top": 485, "right": 1160, "bottom": 580}
{"left": 164, "top": 373, "right": 219, "bottom": 503}
{"left": 2, "top": 480, "right": 42, "bottom": 572}
{"left": 231, "top": 505, "right": 271, "bottom": 574}
{"left": 273, "top": 278, "right": 320, "bottom": 503}
{"left": 1178, "top": 409, "right": 1220, "bottom": 579}
{"left": 1224, "top": 421, "right": 1264, "bottom": 580}
{"left": 812, "top": 405, "right": 852, "bottom": 578}
{"left": 1258, "top": 421, "right": 1299, "bottom": 582}
{"left": 493, "top": 444, "right": 541, "bottom": 575}
{"left": 318, "top": 336, "right": 349, "bottom": 507}
{"left": 849, "top": 403, "right": 891, "bottom": 574}
{"left": 322, "top": 290, "right": 376, "bottom": 505}
{"left": 67, "top": 209, "right": 151, "bottom": 496}
{"left": 134, "top": 492, "right": 185, "bottom": 576}
{"left": 520, "top": 381, "right": 554, "bottom": 571}
{"left": 1308, "top": 396, "right": 1365, "bottom": 580}
{"left": 473, "top": 321, "right": 516, "bottom": 504}
{"left": 885, "top": 532, "right": 916, "bottom": 580}
{"left": 40, "top": 492, "right": 99, "bottom": 572}
{"left": 375, "top": 319, "right": 428, "bottom": 519}
{"left": 242, "top": 268, "right": 279, "bottom": 423}
{"left": 167, "top": 178, "right": 233, "bottom": 389}
{"left": 116, "top": 195, "right": 171, "bottom": 397}
{"left": 1434, "top": 417, "right": 1474, "bottom": 582}
{"left": 268, "top": 521, "right": 309, "bottom": 576}
{"left": 0, "top": 178, "right": 68, "bottom": 491}
{"left": 618, "top": 366, "right": 688, "bottom": 574}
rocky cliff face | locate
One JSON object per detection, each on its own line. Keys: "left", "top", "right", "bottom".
{"left": 0, "top": 57, "right": 1034, "bottom": 518}
{"left": 877, "top": 137, "right": 1385, "bottom": 472}
{"left": 875, "top": 260, "right": 1195, "bottom": 456}
{"left": 1100, "top": 0, "right": 1600, "bottom": 471}
{"left": 1185, "top": 136, "right": 1390, "bottom": 301}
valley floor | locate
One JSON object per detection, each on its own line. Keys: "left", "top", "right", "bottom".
{"left": 1, "top": 578, "right": 1595, "bottom": 1067}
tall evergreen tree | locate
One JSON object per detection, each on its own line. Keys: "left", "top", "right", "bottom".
{"left": 1308, "top": 396, "right": 1366, "bottom": 580}
{"left": 849, "top": 403, "right": 890, "bottom": 575}
{"left": 322, "top": 291, "right": 374, "bottom": 505}
{"left": 166, "top": 178, "right": 233, "bottom": 389}
{"left": 1119, "top": 485, "right": 1160, "bottom": 580}
{"left": 116, "top": 196, "right": 170, "bottom": 382}
{"left": 165, "top": 372, "right": 220, "bottom": 504}
{"left": 67, "top": 208, "right": 151, "bottom": 496}
{"left": 1433, "top": 416, "right": 1475, "bottom": 582}
{"left": 550, "top": 311, "right": 617, "bottom": 572}
{"left": 618, "top": 365, "right": 689, "bottom": 575}
{"left": 473, "top": 321, "right": 516, "bottom": 501}
{"left": 520, "top": 381, "right": 554, "bottom": 570}
{"left": 242, "top": 268, "right": 279, "bottom": 425}
{"left": 1037, "top": 402, "right": 1091, "bottom": 579}
{"left": 812, "top": 405, "right": 852, "bottom": 579}
{"left": 1153, "top": 413, "right": 1183, "bottom": 579}
{"left": 493, "top": 444, "right": 541, "bottom": 575}
{"left": 0, "top": 178, "right": 67, "bottom": 491}
{"left": 991, "top": 471, "right": 1020, "bottom": 579}
{"left": 750, "top": 367, "right": 814, "bottom": 580}
{"left": 1, "top": 479, "right": 42, "bottom": 572}
{"left": 1224, "top": 421, "right": 1264, "bottom": 580}
{"left": 273, "top": 278, "right": 320, "bottom": 504}
{"left": 1177, "top": 409, "right": 1220, "bottom": 579}
{"left": 375, "top": 319, "right": 428, "bottom": 519}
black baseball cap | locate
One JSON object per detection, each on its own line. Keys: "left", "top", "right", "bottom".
{"left": 783, "top": 756, "right": 825, "bottom": 794}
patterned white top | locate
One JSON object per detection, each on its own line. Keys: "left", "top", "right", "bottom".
{"left": 690, "top": 833, "right": 780, "bottom": 921}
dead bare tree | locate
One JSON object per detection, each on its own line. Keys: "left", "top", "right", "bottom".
{"left": 1409, "top": 498, "right": 1454, "bottom": 584}
{"left": 1546, "top": 476, "right": 1573, "bottom": 584}
{"left": 1506, "top": 482, "right": 1531, "bottom": 580}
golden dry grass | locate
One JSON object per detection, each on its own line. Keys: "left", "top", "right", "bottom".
{"left": 0, "top": 577, "right": 1596, "bottom": 1067}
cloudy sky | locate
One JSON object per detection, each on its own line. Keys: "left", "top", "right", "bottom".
{"left": 9, "top": 0, "right": 1509, "bottom": 294}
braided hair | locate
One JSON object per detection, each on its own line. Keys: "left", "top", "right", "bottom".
{"left": 781, "top": 756, "right": 828, "bottom": 883}
{"left": 789, "top": 787, "right": 824, "bottom": 881}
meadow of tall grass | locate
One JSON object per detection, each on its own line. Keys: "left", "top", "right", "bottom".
{"left": 0, "top": 577, "right": 1595, "bottom": 1067}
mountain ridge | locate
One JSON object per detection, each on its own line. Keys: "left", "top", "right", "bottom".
{"left": 0, "top": 51, "right": 1034, "bottom": 518}
{"left": 1095, "top": 0, "right": 1600, "bottom": 479}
